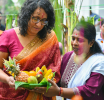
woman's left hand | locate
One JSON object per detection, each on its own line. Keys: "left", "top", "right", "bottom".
{"left": 34, "top": 79, "right": 60, "bottom": 97}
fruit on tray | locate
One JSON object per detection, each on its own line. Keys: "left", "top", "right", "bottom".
{"left": 4, "top": 57, "right": 29, "bottom": 82}
{"left": 4, "top": 57, "right": 55, "bottom": 84}
{"left": 27, "top": 76, "right": 38, "bottom": 84}
{"left": 28, "top": 71, "right": 36, "bottom": 76}
{"left": 36, "top": 74, "right": 43, "bottom": 83}
{"left": 15, "top": 71, "right": 29, "bottom": 82}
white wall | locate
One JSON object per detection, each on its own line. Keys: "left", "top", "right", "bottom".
{"left": 99, "top": 0, "right": 104, "bottom": 18}
{"left": 75, "top": 0, "right": 89, "bottom": 19}
{"left": 75, "top": 0, "right": 101, "bottom": 19}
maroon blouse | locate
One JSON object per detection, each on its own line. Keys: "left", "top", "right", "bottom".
{"left": 61, "top": 51, "right": 104, "bottom": 100}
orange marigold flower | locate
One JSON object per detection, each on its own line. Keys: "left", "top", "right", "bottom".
{"left": 101, "top": 40, "right": 103, "bottom": 43}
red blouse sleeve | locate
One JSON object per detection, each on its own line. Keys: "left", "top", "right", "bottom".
{"left": 74, "top": 72, "right": 104, "bottom": 99}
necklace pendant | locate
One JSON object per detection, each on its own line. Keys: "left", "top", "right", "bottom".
{"left": 30, "top": 42, "right": 35, "bottom": 46}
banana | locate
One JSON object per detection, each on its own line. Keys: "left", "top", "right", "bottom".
{"left": 41, "top": 65, "right": 47, "bottom": 75}
{"left": 36, "top": 67, "right": 40, "bottom": 74}
{"left": 44, "top": 69, "right": 52, "bottom": 78}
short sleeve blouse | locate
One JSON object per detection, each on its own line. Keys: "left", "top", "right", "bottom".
{"left": 0, "top": 29, "right": 24, "bottom": 59}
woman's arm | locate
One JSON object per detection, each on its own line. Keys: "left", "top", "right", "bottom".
{"left": 0, "top": 52, "right": 15, "bottom": 88}
{"left": 34, "top": 79, "right": 75, "bottom": 99}
{"left": 75, "top": 72, "right": 104, "bottom": 99}
{"left": 0, "top": 51, "right": 10, "bottom": 83}
{"left": 34, "top": 72, "right": 104, "bottom": 99}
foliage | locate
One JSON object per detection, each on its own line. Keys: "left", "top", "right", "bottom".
{"left": 7, "top": 0, "right": 14, "bottom": 6}
{"left": 17, "top": 0, "right": 25, "bottom": 5}
{"left": 4, "top": 0, "right": 26, "bottom": 15}
{"left": 50, "top": 0, "right": 63, "bottom": 42}
{"left": 4, "top": 0, "right": 26, "bottom": 29}
{"left": 4, "top": 0, "right": 19, "bottom": 15}
{"left": 0, "top": 6, "right": 2, "bottom": 11}
{"left": 80, "top": 16, "right": 94, "bottom": 25}
{"left": 6, "top": 15, "right": 13, "bottom": 30}
{"left": 5, "top": 5, "right": 19, "bottom": 15}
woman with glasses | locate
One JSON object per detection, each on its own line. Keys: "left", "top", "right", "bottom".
{"left": 0, "top": 0, "right": 61, "bottom": 100}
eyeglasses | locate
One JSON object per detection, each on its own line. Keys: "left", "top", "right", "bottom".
{"left": 31, "top": 16, "right": 48, "bottom": 25}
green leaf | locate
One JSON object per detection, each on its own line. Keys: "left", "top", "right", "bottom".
{"left": 98, "top": 18, "right": 103, "bottom": 21}
{"left": 15, "top": 81, "right": 47, "bottom": 90}
{"left": 6, "top": 15, "right": 13, "bottom": 29}
{"left": 15, "top": 79, "right": 50, "bottom": 90}
{"left": 52, "top": 0, "right": 63, "bottom": 42}
{"left": 15, "top": 81, "right": 27, "bottom": 90}
{"left": 15, "top": 72, "right": 56, "bottom": 91}
{"left": 46, "top": 81, "right": 51, "bottom": 92}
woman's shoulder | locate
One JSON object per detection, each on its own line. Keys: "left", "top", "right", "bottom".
{"left": 63, "top": 51, "right": 74, "bottom": 57}
{"left": 0, "top": 28, "right": 16, "bottom": 52}
{"left": 0, "top": 28, "right": 19, "bottom": 44}
{"left": 62, "top": 51, "right": 74, "bottom": 62}
{"left": 0, "top": 30, "right": 3, "bottom": 35}
{"left": 46, "top": 30, "right": 56, "bottom": 41}
{"left": 1, "top": 28, "right": 16, "bottom": 36}
{"left": 48, "top": 30, "right": 55, "bottom": 35}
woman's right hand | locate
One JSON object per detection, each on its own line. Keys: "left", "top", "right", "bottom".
{"left": 6, "top": 76, "right": 15, "bottom": 88}
{"left": 34, "top": 79, "right": 60, "bottom": 97}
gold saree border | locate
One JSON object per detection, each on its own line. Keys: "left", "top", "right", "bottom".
{"left": 16, "top": 30, "right": 58, "bottom": 64}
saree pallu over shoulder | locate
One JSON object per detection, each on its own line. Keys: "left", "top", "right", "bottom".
{"left": 61, "top": 52, "right": 81, "bottom": 88}
{"left": 15, "top": 30, "right": 61, "bottom": 100}
{"left": 68, "top": 53, "right": 104, "bottom": 89}
{"left": 67, "top": 53, "right": 104, "bottom": 100}
{"left": 15, "top": 31, "right": 61, "bottom": 82}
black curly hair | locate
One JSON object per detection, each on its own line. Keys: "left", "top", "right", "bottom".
{"left": 18, "top": 0, "right": 55, "bottom": 40}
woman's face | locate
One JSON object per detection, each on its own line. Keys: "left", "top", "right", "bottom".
{"left": 101, "top": 24, "right": 104, "bottom": 34}
{"left": 27, "top": 7, "right": 48, "bottom": 35}
{"left": 71, "top": 29, "right": 91, "bottom": 56}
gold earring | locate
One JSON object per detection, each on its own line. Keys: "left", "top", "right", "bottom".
{"left": 90, "top": 45, "right": 92, "bottom": 47}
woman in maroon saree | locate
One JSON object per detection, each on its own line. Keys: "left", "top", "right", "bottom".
{"left": 34, "top": 21, "right": 104, "bottom": 100}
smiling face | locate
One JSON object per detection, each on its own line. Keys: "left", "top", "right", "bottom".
{"left": 27, "top": 7, "right": 48, "bottom": 36}
{"left": 71, "top": 29, "right": 92, "bottom": 56}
